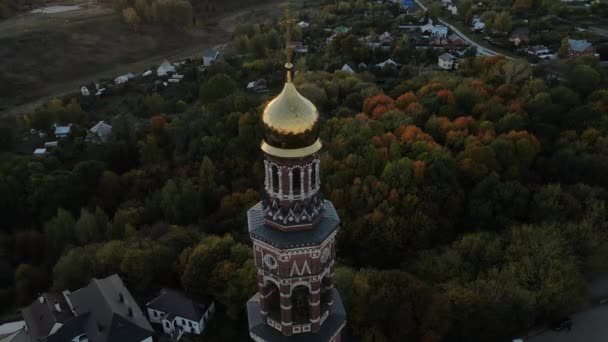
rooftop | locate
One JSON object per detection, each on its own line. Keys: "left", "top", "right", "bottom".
{"left": 568, "top": 39, "right": 593, "bottom": 52}
{"left": 68, "top": 274, "right": 153, "bottom": 342}
{"left": 146, "top": 289, "right": 212, "bottom": 322}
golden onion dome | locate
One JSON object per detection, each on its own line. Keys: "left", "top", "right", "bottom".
{"left": 261, "top": 64, "right": 321, "bottom": 158}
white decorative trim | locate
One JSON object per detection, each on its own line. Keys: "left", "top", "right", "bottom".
{"left": 290, "top": 280, "right": 312, "bottom": 291}
{"left": 290, "top": 260, "right": 311, "bottom": 277}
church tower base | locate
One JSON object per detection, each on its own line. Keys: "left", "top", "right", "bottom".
{"left": 247, "top": 289, "right": 346, "bottom": 342}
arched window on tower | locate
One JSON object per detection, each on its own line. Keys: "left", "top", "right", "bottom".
{"left": 310, "top": 163, "right": 316, "bottom": 191}
{"left": 320, "top": 275, "right": 333, "bottom": 317}
{"left": 272, "top": 165, "right": 279, "bottom": 193}
{"left": 293, "top": 168, "right": 301, "bottom": 196}
{"left": 292, "top": 286, "right": 310, "bottom": 324}
{"left": 263, "top": 282, "right": 280, "bottom": 321}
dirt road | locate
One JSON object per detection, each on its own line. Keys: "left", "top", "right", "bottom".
{"left": 0, "top": 0, "right": 290, "bottom": 116}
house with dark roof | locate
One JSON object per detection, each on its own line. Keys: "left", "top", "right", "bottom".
{"left": 510, "top": 27, "right": 530, "bottom": 46}
{"left": 146, "top": 289, "right": 214, "bottom": 341}
{"left": 22, "top": 292, "right": 76, "bottom": 342}
{"left": 22, "top": 275, "right": 153, "bottom": 342}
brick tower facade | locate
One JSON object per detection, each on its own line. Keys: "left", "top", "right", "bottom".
{"left": 246, "top": 65, "right": 346, "bottom": 342}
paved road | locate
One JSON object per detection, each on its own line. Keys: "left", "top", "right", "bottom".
{"left": 412, "top": 0, "right": 514, "bottom": 60}
{"left": 525, "top": 305, "right": 608, "bottom": 342}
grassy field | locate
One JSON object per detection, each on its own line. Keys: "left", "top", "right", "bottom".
{"left": 0, "top": 0, "right": 290, "bottom": 114}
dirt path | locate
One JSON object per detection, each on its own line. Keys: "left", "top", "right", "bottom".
{"left": 0, "top": 0, "right": 290, "bottom": 116}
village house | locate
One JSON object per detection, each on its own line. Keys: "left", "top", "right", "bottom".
{"left": 333, "top": 26, "right": 350, "bottom": 34}
{"left": 438, "top": 53, "right": 457, "bottom": 70}
{"left": 44, "top": 141, "right": 58, "bottom": 150}
{"left": 247, "top": 79, "right": 268, "bottom": 92}
{"left": 87, "top": 121, "right": 112, "bottom": 143}
{"left": 376, "top": 58, "right": 399, "bottom": 68}
{"left": 202, "top": 48, "right": 221, "bottom": 67}
{"left": 53, "top": 124, "right": 71, "bottom": 139}
{"left": 146, "top": 289, "right": 215, "bottom": 341}
{"left": 401, "top": 0, "right": 413, "bottom": 9}
{"left": 341, "top": 64, "right": 356, "bottom": 73}
{"left": 528, "top": 45, "right": 551, "bottom": 56}
{"left": 379, "top": 31, "right": 393, "bottom": 43}
{"left": 472, "top": 16, "right": 485, "bottom": 32}
{"left": 288, "top": 41, "right": 309, "bottom": 53}
{"left": 447, "top": 4, "right": 457, "bottom": 14}
{"left": 157, "top": 59, "right": 177, "bottom": 76}
{"left": 22, "top": 274, "right": 153, "bottom": 342}
{"left": 33, "top": 148, "right": 47, "bottom": 156}
{"left": 448, "top": 33, "right": 465, "bottom": 46}
{"left": 80, "top": 86, "right": 90, "bottom": 97}
{"left": 114, "top": 73, "right": 135, "bottom": 85}
{"left": 297, "top": 21, "right": 309, "bottom": 29}
{"left": 568, "top": 39, "right": 594, "bottom": 57}
{"left": 420, "top": 18, "right": 435, "bottom": 34}
{"left": 510, "top": 27, "right": 530, "bottom": 46}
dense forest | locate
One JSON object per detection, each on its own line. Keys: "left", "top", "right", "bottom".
{"left": 1, "top": 1, "right": 608, "bottom": 341}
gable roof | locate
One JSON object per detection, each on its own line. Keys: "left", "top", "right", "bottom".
{"left": 511, "top": 27, "right": 530, "bottom": 38}
{"left": 379, "top": 31, "right": 392, "bottom": 41}
{"left": 333, "top": 26, "right": 350, "bottom": 34}
{"left": 68, "top": 274, "right": 153, "bottom": 342}
{"left": 157, "top": 60, "right": 176, "bottom": 76}
{"left": 0, "top": 329, "right": 27, "bottom": 342}
{"left": 341, "top": 64, "right": 355, "bottom": 73}
{"left": 376, "top": 58, "right": 399, "bottom": 68}
{"left": 439, "top": 53, "right": 456, "bottom": 61}
{"left": 203, "top": 48, "right": 220, "bottom": 58}
{"left": 22, "top": 293, "right": 75, "bottom": 342}
{"left": 88, "top": 121, "right": 112, "bottom": 143}
{"left": 45, "top": 315, "right": 88, "bottom": 342}
{"left": 147, "top": 289, "right": 212, "bottom": 322}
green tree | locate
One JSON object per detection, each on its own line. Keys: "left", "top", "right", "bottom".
{"left": 53, "top": 245, "right": 99, "bottom": 290}
{"left": 200, "top": 74, "right": 236, "bottom": 103}
{"left": 493, "top": 11, "right": 512, "bottom": 33}
{"left": 44, "top": 208, "right": 76, "bottom": 259}
{"left": 458, "top": 0, "right": 473, "bottom": 24}
{"left": 74, "top": 208, "right": 100, "bottom": 245}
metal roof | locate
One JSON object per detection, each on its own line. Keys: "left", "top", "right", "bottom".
{"left": 568, "top": 39, "right": 592, "bottom": 52}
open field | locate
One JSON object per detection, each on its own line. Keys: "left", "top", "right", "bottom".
{"left": 0, "top": 0, "right": 290, "bottom": 114}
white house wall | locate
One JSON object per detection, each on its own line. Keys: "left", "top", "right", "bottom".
{"left": 147, "top": 308, "right": 164, "bottom": 324}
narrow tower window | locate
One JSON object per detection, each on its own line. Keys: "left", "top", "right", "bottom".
{"left": 293, "top": 168, "right": 301, "bottom": 196}
{"left": 310, "top": 163, "right": 317, "bottom": 191}
{"left": 272, "top": 165, "right": 279, "bottom": 193}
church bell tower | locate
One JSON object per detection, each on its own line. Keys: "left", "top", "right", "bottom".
{"left": 246, "top": 63, "right": 347, "bottom": 341}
